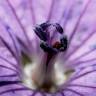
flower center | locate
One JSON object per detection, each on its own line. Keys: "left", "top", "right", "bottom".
{"left": 34, "top": 22, "right": 68, "bottom": 53}
{"left": 22, "top": 22, "right": 74, "bottom": 93}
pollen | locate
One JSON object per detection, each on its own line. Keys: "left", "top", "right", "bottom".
{"left": 53, "top": 41, "right": 62, "bottom": 49}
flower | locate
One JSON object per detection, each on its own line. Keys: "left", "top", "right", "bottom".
{"left": 0, "top": 0, "right": 96, "bottom": 96}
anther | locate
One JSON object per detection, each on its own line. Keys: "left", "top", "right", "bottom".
{"left": 40, "top": 42, "right": 58, "bottom": 53}
{"left": 34, "top": 27, "right": 48, "bottom": 41}
{"left": 55, "top": 23, "right": 63, "bottom": 34}
{"left": 40, "top": 22, "right": 51, "bottom": 31}
{"left": 60, "top": 36, "right": 68, "bottom": 51}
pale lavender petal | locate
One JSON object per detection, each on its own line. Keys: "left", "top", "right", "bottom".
{"left": 64, "top": 67, "right": 96, "bottom": 96}
{"left": 0, "top": 41, "right": 21, "bottom": 81}
{"left": 0, "top": 0, "right": 33, "bottom": 56}
{"left": 0, "top": 21, "right": 21, "bottom": 62}
{"left": 0, "top": 83, "right": 34, "bottom": 96}
{"left": 0, "top": 21, "right": 22, "bottom": 81}
{"left": 0, "top": 0, "right": 96, "bottom": 96}
{"left": 59, "top": 0, "right": 96, "bottom": 69}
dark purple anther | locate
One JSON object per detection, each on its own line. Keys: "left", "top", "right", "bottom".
{"left": 55, "top": 23, "right": 63, "bottom": 34}
{"left": 34, "top": 27, "right": 48, "bottom": 41}
{"left": 40, "top": 22, "right": 51, "bottom": 31}
{"left": 60, "top": 35, "right": 68, "bottom": 51}
{"left": 40, "top": 42, "right": 58, "bottom": 53}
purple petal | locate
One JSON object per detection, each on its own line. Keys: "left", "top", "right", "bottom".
{"left": 0, "top": 0, "right": 96, "bottom": 96}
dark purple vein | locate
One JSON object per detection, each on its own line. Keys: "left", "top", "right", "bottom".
{"left": 29, "top": 0, "right": 36, "bottom": 25}
{"left": 0, "top": 36, "right": 22, "bottom": 77}
{"left": 0, "top": 55, "right": 21, "bottom": 77}
{"left": 0, "top": 74, "right": 18, "bottom": 77}
{"left": 0, "top": 55, "right": 18, "bottom": 69}
{"left": 0, "top": 65, "right": 17, "bottom": 72}
{"left": 0, "top": 36, "right": 17, "bottom": 61}
{"left": 68, "top": 0, "right": 91, "bottom": 45}
{"left": 71, "top": 48, "right": 96, "bottom": 62}
{"left": 68, "top": 84, "right": 96, "bottom": 89}
{"left": 31, "top": 91, "right": 39, "bottom": 96}
{"left": 56, "top": 92, "right": 65, "bottom": 96}
{"left": 70, "top": 70, "right": 96, "bottom": 82}
{"left": 64, "top": 88, "right": 84, "bottom": 96}
{"left": 6, "top": 0, "right": 32, "bottom": 49}
{"left": 66, "top": 30, "right": 95, "bottom": 60}
{"left": 59, "top": 0, "right": 74, "bottom": 31}
{"left": 47, "top": 0, "right": 56, "bottom": 21}
{"left": 6, "top": 26, "right": 20, "bottom": 63}
{"left": 70, "top": 58, "right": 96, "bottom": 69}
{"left": 0, "top": 87, "right": 32, "bottom": 95}
{"left": 0, "top": 81, "right": 21, "bottom": 87}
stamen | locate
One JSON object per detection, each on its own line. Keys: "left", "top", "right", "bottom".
{"left": 40, "top": 22, "right": 51, "bottom": 31}
{"left": 60, "top": 36, "right": 68, "bottom": 51}
{"left": 40, "top": 41, "right": 58, "bottom": 53}
{"left": 34, "top": 27, "right": 48, "bottom": 41}
{"left": 55, "top": 23, "right": 63, "bottom": 34}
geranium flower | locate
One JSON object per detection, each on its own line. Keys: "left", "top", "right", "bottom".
{"left": 0, "top": 0, "right": 96, "bottom": 95}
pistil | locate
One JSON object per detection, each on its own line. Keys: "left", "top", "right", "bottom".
{"left": 32, "top": 22, "right": 68, "bottom": 92}
{"left": 39, "top": 53, "right": 57, "bottom": 92}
